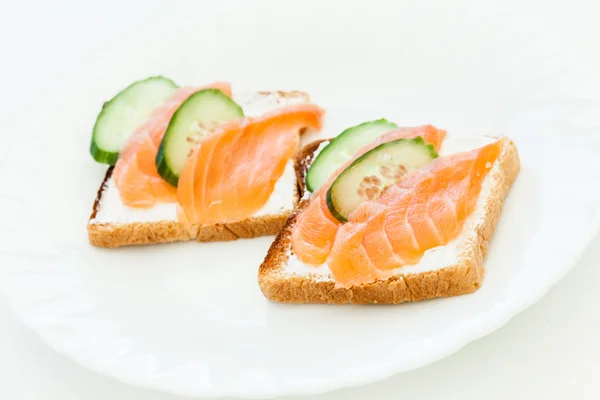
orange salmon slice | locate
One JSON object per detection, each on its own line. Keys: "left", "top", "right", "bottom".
{"left": 112, "top": 82, "right": 232, "bottom": 208}
{"left": 291, "top": 125, "right": 447, "bottom": 266}
{"left": 177, "top": 103, "right": 325, "bottom": 226}
{"left": 326, "top": 139, "right": 505, "bottom": 288}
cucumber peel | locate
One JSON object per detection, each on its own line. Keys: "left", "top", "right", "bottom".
{"left": 306, "top": 119, "right": 398, "bottom": 192}
{"left": 90, "top": 76, "right": 178, "bottom": 165}
{"left": 326, "top": 136, "right": 438, "bottom": 222}
{"left": 155, "top": 88, "right": 244, "bottom": 187}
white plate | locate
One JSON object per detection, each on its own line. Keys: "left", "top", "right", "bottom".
{"left": 1, "top": 3, "right": 600, "bottom": 398}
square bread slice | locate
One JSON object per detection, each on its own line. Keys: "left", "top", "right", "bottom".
{"left": 88, "top": 90, "right": 310, "bottom": 248}
{"left": 258, "top": 136, "right": 521, "bottom": 304}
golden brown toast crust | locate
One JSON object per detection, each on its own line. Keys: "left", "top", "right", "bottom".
{"left": 88, "top": 90, "right": 310, "bottom": 249}
{"left": 87, "top": 167, "right": 295, "bottom": 248}
{"left": 258, "top": 139, "right": 521, "bottom": 304}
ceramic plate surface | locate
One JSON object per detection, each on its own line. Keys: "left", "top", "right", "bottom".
{"left": 1, "top": 2, "right": 599, "bottom": 398}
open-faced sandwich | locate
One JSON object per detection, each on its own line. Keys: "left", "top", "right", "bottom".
{"left": 87, "top": 77, "right": 325, "bottom": 248}
{"left": 258, "top": 120, "right": 520, "bottom": 304}
{"left": 86, "top": 77, "right": 520, "bottom": 305}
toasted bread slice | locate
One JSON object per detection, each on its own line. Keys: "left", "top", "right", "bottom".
{"left": 258, "top": 136, "right": 521, "bottom": 304}
{"left": 88, "top": 90, "right": 310, "bottom": 248}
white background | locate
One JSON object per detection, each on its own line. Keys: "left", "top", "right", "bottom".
{"left": 1, "top": 1, "right": 600, "bottom": 399}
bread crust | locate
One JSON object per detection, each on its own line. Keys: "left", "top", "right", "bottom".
{"left": 87, "top": 166, "right": 298, "bottom": 248}
{"left": 88, "top": 214, "right": 292, "bottom": 248}
{"left": 258, "top": 138, "right": 521, "bottom": 304}
{"left": 88, "top": 91, "right": 310, "bottom": 249}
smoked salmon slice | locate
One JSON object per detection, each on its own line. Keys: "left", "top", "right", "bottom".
{"left": 112, "top": 82, "right": 232, "bottom": 208}
{"left": 325, "top": 139, "right": 505, "bottom": 288}
{"left": 177, "top": 104, "right": 325, "bottom": 226}
{"left": 291, "top": 125, "right": 447, "bottom": 265}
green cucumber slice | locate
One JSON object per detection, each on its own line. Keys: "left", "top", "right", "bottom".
{"left": 156, "top": 88, "right": 244, "bottom": 187}
{"left": 305, "top": 119, "right": 398, "bottom": 192}
{"left": 90, "top": 76, "right": 178, "bottom": 165}
{"left": 326, "top": 137, "right": 438, "bottom": 222}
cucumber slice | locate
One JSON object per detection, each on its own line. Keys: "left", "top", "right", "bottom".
{"left": 326, "top": 137, "right": 438, "bottom": 222}
{"left": 305, "top": 119, "right": 398, "bottom": 192}
{"left": 90, "top": 76, "right": 178, "bottom": 165}
{"left": 156, "top": 88, "right": 244, "bottom": 187}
